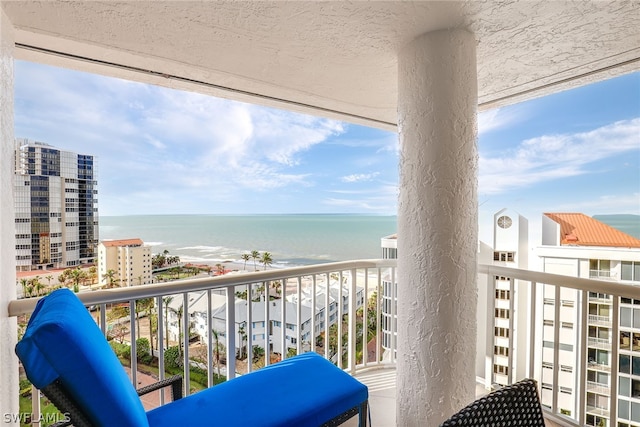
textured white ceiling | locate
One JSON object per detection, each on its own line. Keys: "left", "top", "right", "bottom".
{"left": 3, "top": 1, "right": 640, "bottom": 129}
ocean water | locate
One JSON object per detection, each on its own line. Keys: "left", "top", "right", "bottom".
{"left": 594, "top": 214, "right": 640, "bottom": 239}
{"left": 99, "top": 214, "right": 397, "bottom": 267}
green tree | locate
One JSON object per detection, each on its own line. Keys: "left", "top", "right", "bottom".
{"left": 251, "top": 250, "right": 260, "bottom": 271}
{"left": 260, "top": 252, "right": 273, "bottom": 271}
{"left": 241, "top": 253, "right": 250, "bottom": 271}
{"left": 211, "top": 329, "right": 225, "bottom": 378}
{"left": 19, "top": 278, "right": 29, "bottom": 298}
{"left": 163, "top": 296, "right": 174, "bottom": 349}
{"left": 102, "top": 269, "right": 119, "bottom": 289}
{"left": 68, "top": 268, "right": 86, "bottom": 293}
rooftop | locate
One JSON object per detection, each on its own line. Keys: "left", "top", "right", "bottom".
{"left": 100, "top": 238, "right": 145, "bottom": 247}
{"left": 544, "top": 213, "right": 640, "bottom": 248}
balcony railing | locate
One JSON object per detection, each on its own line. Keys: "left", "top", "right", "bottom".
{"left": 588, "top": 314, "right": 612, "bottom": 327}
{"left": 9, "top": 261, "right": 640, "bottom": 427}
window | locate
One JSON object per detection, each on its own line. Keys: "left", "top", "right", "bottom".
{"left": 542, "top": 362, "right": 553, "bottom": 369}
{"left": 495, "top": 308, "right": 509, "bottom": 319}
{"left": 493, "top": 365, "right": 508, "bottom": 375}
{"left": 560, "top": 365, "right": 573, "bottom": 373}
{"left": 622, "top": 262, "right": 640, "bottom": 282}
{"left": 495, "top": 327, "right": 509, "bottom": 338}
{"left": 620, "top": 355, "right": 631, "bottom": 374}
{"left": 494, "top": 346, "right": 509, "bottom": 357}
{"left": 495, "top": 289, "right": 510, "bottom": 300}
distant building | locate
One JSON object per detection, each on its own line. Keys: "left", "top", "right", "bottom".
{"left": 14, "top": 138, "right": 98, "bottom": 271}
{"left": 537, "top": 213, "right": 640, "bottom": 426}
{"left": 486, "top": 208, "right": 529, "bottom": 387}
{"left": 98, "top": 238, "right": 152, "bottom": 287}
{"left": 380, "top": 234, "right": 397, "bottom": 356}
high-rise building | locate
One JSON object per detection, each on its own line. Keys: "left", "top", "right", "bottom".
{"left": 537, "top": 213, "right": 640, "bottom": 426}
{"left": 14, "top": 138, "right": 98, "bottom": 271}
{"left": 97, "top": 238, "right": 152, "bottom": 287}
{"left": 486, "top": 208, "right": 530, "bottom": 387}
{"left": 380, "top": 234, "right": 397, "bottom": 357}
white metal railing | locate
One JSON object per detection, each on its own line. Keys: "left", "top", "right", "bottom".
{"left": 589, "top": 270, "right": 616, "bottom": 280}
{"left": 478, "top": 264, "right": 640, "bottom": 427}
{"left": 10, "top": 259, "right": 396, "bottom": 420}
{"left": 587, "top": 337, "right": 612, "bottom": 349}
{"left": 11, "top": 261, "right": 640, "bottom": 426}
{"left": 586, "top": 381, "right": 610, "bottom": 395}
{"left": 588, "top": 314, "right": 612, "bottom": 326}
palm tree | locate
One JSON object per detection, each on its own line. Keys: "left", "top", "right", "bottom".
{"left": 68, "top": 268, "right": 86, "bottom": 293}
{"left": 163, "top": 296, "right": 174, "bottom": 349}
{"left": 102, "top": 269, "right": 119, "bottom": 289}
{"left": 241, "top": 254, "right": 250, "bottom": 271}
{"left": 88, "top": 266, "right": 97, "bottom": 289}
{"left": 251, "top": 250, "right": 260, "bottom": 271}
{"left": 44, "top": 274, "right": 54, "bottom": 289}
{"left": 19, "top": 278, "right": 29, "bottom": 298}
{"left": 211, "top": 329, "right": 225, "bottom": 378}
{"left": 260, "top": 252, "right": 273, "bottom": 271}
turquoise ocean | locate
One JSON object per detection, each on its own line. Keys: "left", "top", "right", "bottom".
{"left": 99, "top": 213, "right": 638, "bottom": 268}
{"left": 100, "top": 215, "right": 398, "bottom": 267}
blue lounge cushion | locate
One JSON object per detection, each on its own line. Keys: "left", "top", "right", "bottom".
{"left": 147, "top": 352, "right": 368, "bottom": 427}
{"left": 16, "top": 289, "right": 149, "bottom": 427}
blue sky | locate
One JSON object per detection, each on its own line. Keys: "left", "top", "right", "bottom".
{"left": 14, "top": 61, "right": 640, "bottom": 244}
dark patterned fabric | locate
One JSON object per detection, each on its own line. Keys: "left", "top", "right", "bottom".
{"left": 440, "top": 379, "right": 545, "bottom": 426}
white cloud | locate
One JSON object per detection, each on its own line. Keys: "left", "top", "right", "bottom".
{"left": 479, "top": 118, "right": 640, "bottom": 194}
{"left": 478, "top": 107, "right": 525, "bottom": 134}
{"left": 14, "top": 60, "right": 349, "bottom": 213}
{"left": 341, "top": 172, "right": 380, "bottom": 183}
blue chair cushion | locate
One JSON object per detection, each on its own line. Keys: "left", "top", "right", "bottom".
{"left": 147, "top": 352, "right": 368, "bottom": 426}
{"left": 16, "top": 289, "right": 149, "bottom": 427}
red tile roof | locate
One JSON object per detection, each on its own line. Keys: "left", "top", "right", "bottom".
{"left": 101, "top": 238, "right": 144, "bottom": 247}
{"left": 544, "top": 213, "right": 640, "bottom": 248}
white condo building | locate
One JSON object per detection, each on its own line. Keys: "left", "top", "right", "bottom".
{"left": 537, "top": 213, "right": 640, "bottom": 427}
{"left": 14, "top": 138, "right": 98, "bottom": 272}
{"left": 98, "top": 238, "right": 152, "bottom": 287}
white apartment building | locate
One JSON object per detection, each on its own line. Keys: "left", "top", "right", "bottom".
{"left": 537, "top": 212, "right": 640, "bottom": 427}
{"left": 380, "top": 234, "right": 397, "bottom": 355}
{"left": 98, "top": 238, "right": 152, "bottom": 287}
{"left": 14, "top": 138, "right": 98, "bottom": 271}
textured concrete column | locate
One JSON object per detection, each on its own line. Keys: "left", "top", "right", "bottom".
{"left": 0, "top": 7, "right": 18, "bottom": 420}
{"left": 396, "top": 29, "right": 478, "bottom": 425}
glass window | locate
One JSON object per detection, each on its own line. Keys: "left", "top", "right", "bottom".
{"left": 622, "top": 331, "right": 631, "bottom": 350}
{"left": 620, "top": 399, "right": 630, "bottom": 420}
{"left": 635, "top": 309, "right": 640, "bottom": 329}
{"left": 633, "top": 380, "right": 640, "bottom": 398}
{"left": 632, "top": 401, "right": 640, "bottom": 423}
{"left": 621, "top": 355, "right": 631, "bottom": 374}
{"left": 633, "top": 356, "right": 640, "bottom": 376}
{"left": 623, "top": 262, "right": 633, "bottom": 281}
{"left": 622, "top": 307, "right": 633, "bottom": 327}
{"left": 621, "top": 376, "right": 631, "bottom": 397}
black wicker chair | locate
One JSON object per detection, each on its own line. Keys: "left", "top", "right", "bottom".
{"left": 440, "top": 379, "right": 545, "bottom": 426}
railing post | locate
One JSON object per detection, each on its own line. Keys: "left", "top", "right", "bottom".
{"left": 552, "top": 284, "right": 561, "bottom": 415}
{"left": 182, "top": 293, "right": 190, "bottom": 395}
{"left": 577, "top": 290, "right": 587, "bottom": 425}
{"left": 226, "top": 288, "right": 236, "bottom": 379}
{"left": 129, "top": 299, "right": 137, "bottom": 389}
{"left": 207, "top": 289, "right": 213, "bottom": 387}
{"left": 485, "top": 273, "right": 496, "bottom": 389}
{"left": 247, "top": 283, "right": 253, "bottom": 373}
{"left": 297, "top": 276, "right": 303, "bottom": 356}
{"left": 348, "top": 268, "right": 357, "bottom": 374}
{"left": 156, "top": 296, "right": 165, "bottom": 405}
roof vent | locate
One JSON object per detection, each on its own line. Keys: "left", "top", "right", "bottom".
{"left": 565, "top": 234, "right": 578, "bottom": 242}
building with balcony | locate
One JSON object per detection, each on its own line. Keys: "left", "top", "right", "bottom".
{"left": 98, "top": 238, "right": 152, "bottom": 288}
{"left": 14, "top": 138, "right": 98, "bottom": 272}
{"left": 537, "top": 213, "right": 640, "bottom": 426}
{"left": 1, "top": 3, "right": 638, "bottom": 425}
{"left": 380, "top": 234, "right": 397, "bottom": 356}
